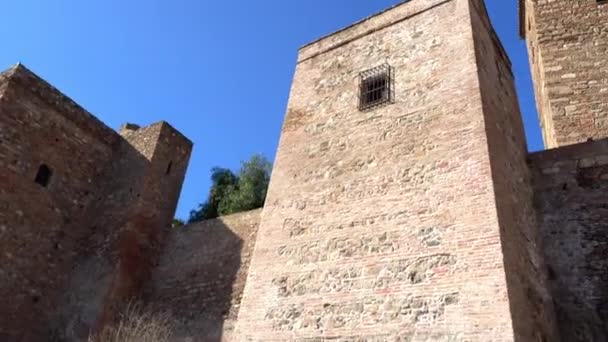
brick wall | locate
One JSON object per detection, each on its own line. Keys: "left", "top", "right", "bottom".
{"left": 55, "top": 122, "right": 192, "bottom": 340}
{"left": 530, "top": 138, "right": 608, "bottom": 341}
{"left": 0, "top": 64, "right": 192, "bottom": 341}
{"left": 235, "top": 0, "right": 531, "bottom": 340}
{"left": 146, "top": 209, "right": 261, "bottom": 342}
{"left": 0, "top": 65, "right": 119, "bottom": 340}
{"left": 469, "top": 0, "right": 558, "bottom": 340}
{"left": 523, "top": 0, "right": 608, "bottom": 148}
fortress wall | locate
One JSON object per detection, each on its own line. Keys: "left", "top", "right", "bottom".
{"left": 54, "top": 122, "right": 192, "bottom": 340}
{"left": 530, "top": 138, "right": 608, "bottom": 341}
{"left": 0, "top": 65, "right": 193, "bottom": 341}
{"left": 51, "top": 125, "right": 161, "bottom": 341}
{"left": 235, "top": 0, "right": 522, "bottom": 340}
{"left": 469, "top": 0, "right": 558, "bottom": 340}
{"left": 146, "top": 209, "right": 261, "bottom": 342}
{"left": 523, "top": 0, "right": 608, "bottom": 148}
{"left": 0, "top": 66, "right": 120, "bottom": 340}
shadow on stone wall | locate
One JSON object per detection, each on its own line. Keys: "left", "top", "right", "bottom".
{"left": 46, "top": 131, "right": 187, "bottom": 341}
{"left": 530, "top": 139, "right": 608, "bottom": 342}
{"left": 145, "top": 218, "right": 245, "bottom": 342}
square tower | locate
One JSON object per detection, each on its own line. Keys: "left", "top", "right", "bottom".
{"left": 235, "top": 0, "right": 556, "bottom": 340}
{"left": 521, "top": 0, "right": 608, "bottom": 148}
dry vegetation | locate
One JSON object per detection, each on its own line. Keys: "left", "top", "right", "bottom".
{"left": 89, "top": 304, "right": 173, "bottom": 342}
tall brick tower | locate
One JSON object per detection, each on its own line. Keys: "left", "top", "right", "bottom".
{"left": 235, "top": 0, "right": 557, "bottom": 340}
{"left": 521, "top": 0, "right": 608, "bottom": 148}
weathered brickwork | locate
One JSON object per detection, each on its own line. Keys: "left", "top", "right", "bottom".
{"left": 530, "top": 139, "right": 608, "bottom": 342}
{"left": 522, "top": 0, "right": 608, "bottom": 148}
{"left": 2, "top": 0, "right": 607, "bottom": 341}
{"left": 145, "top": 209, "right": 261, "bottom": 342}
{"left": 234, "top": 0, "right": 555, "bottom": 340}
{"left": 0, "top": 64, "right": 192, "bottom": 341}
{"left": 470, "top": 1, "right": 559, "bottom": 340}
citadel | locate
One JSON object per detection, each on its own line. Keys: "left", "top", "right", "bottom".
{"left": 0, "top": 0, "right": 607, "bottom": 341}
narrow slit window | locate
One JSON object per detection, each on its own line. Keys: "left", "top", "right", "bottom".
{"left": 359, "top": 63, "right": 394, "bottom": 112}
{"left": 35, "top": 164, "right": 52, "bottom": 187}
{"left": 166, "top": 161, "right": 173, "bottom": 175}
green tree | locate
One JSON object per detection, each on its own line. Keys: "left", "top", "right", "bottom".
{"left": 188, "top": 167, "right": 238, "bottom": 222}
{"left": 188, "top": 154, "right": 271, "bottom": 223}
{"left": 171, "top": 218, "right": 185, "bottom": 228}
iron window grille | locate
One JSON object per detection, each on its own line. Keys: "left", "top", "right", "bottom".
{"left": 358, "top": 63, "right": 395, "bottom": 112}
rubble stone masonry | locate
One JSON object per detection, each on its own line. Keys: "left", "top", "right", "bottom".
{"left": 146, "top": 209, "right": 262, "bottom": 342}
{"left": 530, "top": 139, "right": 608, "bottom": 341}
{"left": 1, "top": 0, "right": 608, "bottom": 341}
{"left": 234, "top": 0, "right": 555, "bottom": 340}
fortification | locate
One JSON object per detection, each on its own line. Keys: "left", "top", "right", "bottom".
{"left": 234, "top": 0, "right": 556, "bottom": 340}
{"left": 0, "top": 64, "right": 192, "bottom": 341}
{"left": 529, "top": 141, "right": 608, "bottom": 341}
{"left": 2, "top": 0, "right": 608, "bottom": 341}
{"left": 519, "top": 1, "right": 608, "bottom": 339}
{"left": 521, "top": 0, "right": 608, "bottom": 148}
{"left": 146, "top": 209, "right": 262, "bottom": 341}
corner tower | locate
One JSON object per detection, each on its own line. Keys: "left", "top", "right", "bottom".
{"left": 521, "top": 0, "right": 608, "bottom": 148}
{"left": 235, "top": 0, "right": 556, "bottom": 340}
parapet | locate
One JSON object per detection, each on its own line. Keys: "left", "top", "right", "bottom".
{"left": 119, "top": 123, "right": 141, "bottom": 132}
{"left": 0, "top": 63, "right": 120, "bottom": 146}
{"left": 298, "top": 0, "right": 450, "bottom": 62}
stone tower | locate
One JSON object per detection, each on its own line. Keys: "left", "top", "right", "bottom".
{"left": 235, "top": 0, "right": 556, "bottom": 340}
{"left": 0, "top": 64, "right": 192, "bottom": 340}
{"left": 520, "top": 0, "right": 608, "bottom": 148}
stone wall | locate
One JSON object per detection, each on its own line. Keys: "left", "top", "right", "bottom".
{"left": 530, "top": 138, "right": 608, "bottom": 341}
{"left": 0, "top": 64, "right": 192, "bottom": 341}
{"left": 469, "top": 0, "right": 558, "bottom": 340}
{"left": 0, "top": 65, "right": 119, "bottom": 340}
{"left": 523, "top": 0, "right": 608, "bottom": 148}
{"left": 146, "top": 209, "right": 261, "bottom": 342}
{"left": 235, "top": 0, "right": 530, "bottom": 340}
{"left": 54, "top": 121, "right": 192, "bottom": 341}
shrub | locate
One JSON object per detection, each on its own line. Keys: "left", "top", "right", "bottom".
{"left": 89, "top": 304, "right": 173, "bottom": 342}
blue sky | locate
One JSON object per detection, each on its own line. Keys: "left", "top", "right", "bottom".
{"left": 0, "top": 0, "right": 542, "bottom": 220}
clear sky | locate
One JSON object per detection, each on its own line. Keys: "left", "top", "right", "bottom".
{"left": 0, "top": 0, "right": 543, "bottom": 220}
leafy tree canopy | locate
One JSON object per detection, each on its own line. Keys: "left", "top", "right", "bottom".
{"left": 188, "top": 154, "right": 271, "bottom": 223}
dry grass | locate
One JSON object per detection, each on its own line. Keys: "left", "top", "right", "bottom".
{"left": 89, "top": 303, "right": 173, "bottom": 342}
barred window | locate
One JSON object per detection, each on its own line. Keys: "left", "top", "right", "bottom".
{"left": 359, "top": 63, "right": 394, "bottom": 111}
